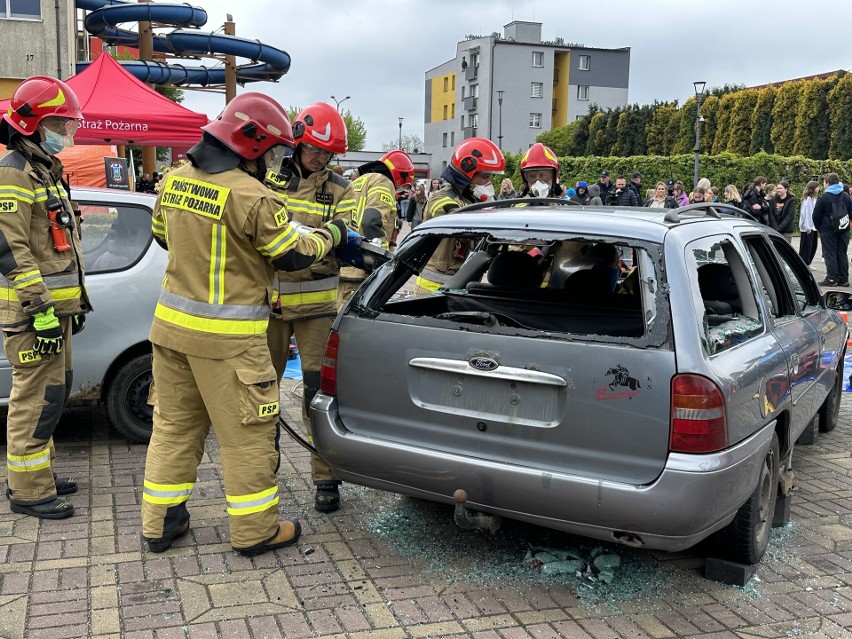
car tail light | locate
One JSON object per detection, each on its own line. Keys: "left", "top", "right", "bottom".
{"left": 670, "top": 374, "right": 727, "bottom": 453}
{"left": 320, "top": 329, "right": 340, "bottom": 396}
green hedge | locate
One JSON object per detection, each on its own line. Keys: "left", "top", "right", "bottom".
{"left": 502, "top": 151, "right": 852, "bottom": 199}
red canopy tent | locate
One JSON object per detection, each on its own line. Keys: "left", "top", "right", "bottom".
{"left": 1, "top": 52, "right": 208, "bottom": 147}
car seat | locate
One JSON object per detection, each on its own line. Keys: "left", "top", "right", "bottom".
{"left": 697, "top": 263, "right": 742, "bottom": 315}
{"left": 91, "top": 218, "right": 134, "bottom": 270}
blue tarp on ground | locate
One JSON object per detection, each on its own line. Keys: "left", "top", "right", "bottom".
{"left": 284, "top": 354, "right": 302, "bottom": 380}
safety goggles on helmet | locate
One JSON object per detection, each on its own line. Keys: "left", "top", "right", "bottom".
{"left": 264, "top": 144, "right": 294, "bottom": 176}
{"left": 301, "top": 143, "right": 334, "bottom": 161}
{"left": 522, "top": 168, "right": 554, "bottom": 183}
{"left": 41, "top": 117, "right": 80, "bottom": 136}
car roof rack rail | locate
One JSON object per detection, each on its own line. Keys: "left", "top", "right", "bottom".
{"left": 663, "top": 202, "right": 760, "bottom": 224}
{"left": 456, "top": 197, "right": 581, "bottom": 214}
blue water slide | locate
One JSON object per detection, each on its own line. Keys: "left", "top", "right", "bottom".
{"left": 75, "top": 0, "right": 290, "bottom": 86}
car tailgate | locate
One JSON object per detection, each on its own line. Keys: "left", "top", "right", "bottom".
{"left": 334, "top": 316, "right": 676, "bottom": 485}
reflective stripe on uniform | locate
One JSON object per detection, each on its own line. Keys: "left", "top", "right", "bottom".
{"left": 257, "top": 224, "right": 300, "bottom": 259}
{"left": 416, "top": 268, "right": 451, "bottom": 291}
{"left": 11, "top": 270, "right": 42, "bottom": 289}
{"left": 152, "top": 216, "right": 165, "bottom": 235}
{"left": 158, "top": 289, "right": 268, "bottom": 320}
{"left": 226, "top": 486, "right": 279, "bottom": 516}
{"left": 142, "top": 479, "right": 194, "bottom": 505}
{"left": 0, "top": 185, "right": 35, "bottom": 204}
{"left": 275, "top": 277, "right": 339, "bottom": 294}
{"left": 209, "top": 224, "right": 227, "bottom": 305}
{"left": 6, "top": 448, "right": 51, "bottom": 473}
{"left": 32, "top": 185, "right": 68, "bottom": 203}
{"left": 427, "top": 196, "right": 458, "bottom": 217}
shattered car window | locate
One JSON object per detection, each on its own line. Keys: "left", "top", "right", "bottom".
{"left": 355, "top": 230, "right": 667, "bottom": 345}
{"left": 688, "top": 237, "right": 764, "bottom": 355}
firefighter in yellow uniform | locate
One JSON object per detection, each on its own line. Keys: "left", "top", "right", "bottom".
{"left": 0, "top": 77, "right": 90, "bottom": 519}
{"left": 338, "top": 149, "right": 414, "bottom": 307}
{"left": 141, "top": 93, "right": 352, "bottom": 556}
{"left": 415, "top": 137, "right": 506, "bottom": 294}
{"left": 264, "top": 102, "right": 355, "bottom": 513}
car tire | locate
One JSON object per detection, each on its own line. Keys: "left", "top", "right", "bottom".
{"left": 105, "top": 353, "right": 153, "bottom": 444}
{"left": 714, "top": 432, "right": 779, "bottom": 565}
{"left": 818, "top": 358, "right": 844, "bottom": 433}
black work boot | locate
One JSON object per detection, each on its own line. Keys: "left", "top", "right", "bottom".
{"left": 314, "top": 481, "right": 341, "bottom": 513}
{"left": 143, "top": 503, "right": 190, "bottom": 553}
{"left": 10, "top": 497, "right": 74, "bottom": 519}
{"left": 235, "top": 519, "right": 302, "bottom": 557}
{"left": 6, "top": 476, "right": 77, "bottom": 499}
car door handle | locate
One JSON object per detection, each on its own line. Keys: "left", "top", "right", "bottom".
{"left": 790, "top": 352, "right": 799, "bottom": 375}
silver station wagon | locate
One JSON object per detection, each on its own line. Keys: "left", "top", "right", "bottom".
{"left": 0, "top": 187, "right": 162, "bottom": 443}
{"left": 310, "top": 200, "right": 848, "bottom": 566}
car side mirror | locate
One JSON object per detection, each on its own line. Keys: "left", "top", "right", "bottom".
{"left": 823, "top": 290, "right": 852, "bottom": 311}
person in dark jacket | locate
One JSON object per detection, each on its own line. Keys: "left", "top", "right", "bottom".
{"left": 767, "top": 181, "right": 797, "bottom": 242}
{"left": 741, "top": 176, "right": 770, "bottom": 224}
{"left": 812, "top": 173, "right": 852, "bottom": 287}
{"left": 606, "top": 176, "right": 640, "bottom": 206}
{"left": 570, "top": 181, "right": 590, "bottom": 204}
{"left": 596, "top": 170, "right": 613, "bottom": 205}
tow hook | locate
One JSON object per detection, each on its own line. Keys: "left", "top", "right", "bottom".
{"left": 452, "top": 489, "right": 501, "bottom": 534}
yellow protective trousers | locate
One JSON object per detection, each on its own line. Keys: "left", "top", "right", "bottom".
{"left": 142, "top": 342, "right": 283, "bottom": 549}
{"left": 267, "top": 315, "right": 336, "bottom": 483}
{"left": 4, "top": 318, "right": 72, "bottom": 504}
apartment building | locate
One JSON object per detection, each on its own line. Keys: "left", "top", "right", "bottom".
{"left": 424, "top": 21, "right": 630, "bottom": 175}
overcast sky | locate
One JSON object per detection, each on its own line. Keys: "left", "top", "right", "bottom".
{"left": 167, "top": 0, "right": 852, "bottom": 150}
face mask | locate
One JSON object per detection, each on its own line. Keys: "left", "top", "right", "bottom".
{"left": 531, "top": 180, "right": 550, "bottom": 198}
{"left": 472, "top": 183, "right": 495, "bottom": 202}
{"left": 40, "top": 127, "right": 73, "bottom": 155}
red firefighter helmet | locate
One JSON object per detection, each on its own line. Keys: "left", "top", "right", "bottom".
{"left": 203, "top": 92, "right": 294, "bottom": 160}
{"left": 380, "top": 150, "right": 414, "bottom": 188}
{"left": 3, "top": 76, "right": 83, "bottom": 136}
{"left": 292, "top": 102, "right": 347, "bottom": 154}
{"left": 520, "top": 143, "right": 559, "bottom": 175}
{"left": 450, "top": 137, "right": 505, "bottom": 181}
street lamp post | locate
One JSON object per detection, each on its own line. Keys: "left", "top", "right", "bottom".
{"left": 693, "top": 81, "right": 706, "bottom": 190}
{"left": 330, "top": 95, "right": 350, "bottom": 111}
{"left": 497, "top": 90, "right": 504, "bottom": 149}
{"left": 398, "top": 117, "right": 404, "bottom": 149}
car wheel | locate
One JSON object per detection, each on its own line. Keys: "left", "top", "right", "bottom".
{"left": 715, "top": 432, "right": 779, "bottom": 565}
{"left": 818, "top": 358, "right": 844, "bottom": 433}
{"left": 105, "top": 353, "right": 153, "bottom": 443}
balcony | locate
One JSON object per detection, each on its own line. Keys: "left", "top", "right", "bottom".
{"left": 465, "top": 64, "right": 478, "bottom": 81}
{"left": 463, "top": 96, "right": 477, "bottom": 111}
{"left": 462, "top": 126, "right": 477, "bottom": 139}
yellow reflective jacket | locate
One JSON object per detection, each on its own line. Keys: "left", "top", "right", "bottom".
{"left": 149, "top": 163, "right": 334, "bottom": 359}
{"left": 0, "top": 141, "right": 89, "bottom": 329}
{"left": 417, "top": 184, "right": 475, "bottom": 291}
{"left": 267, "top": 164, "right": 355, "bottom": 320}
{"left": 340, "top": 171, "right": 396, "bottom": 284}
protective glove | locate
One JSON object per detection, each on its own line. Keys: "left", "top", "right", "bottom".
{"left": 71, "top": 314, "right": 85, "bottom": 335}
{"left": 33, "top": 308, "right": 63, "bottom": 355}
{"left": 321, "top": 218, "right": 350, "bottom": 247}
{"left": 334, "top": 229, "right": 365, "bottom": 268}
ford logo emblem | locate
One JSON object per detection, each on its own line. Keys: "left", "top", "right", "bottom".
{"left": 469, "top": 356, "right": 499, "bottom": 371}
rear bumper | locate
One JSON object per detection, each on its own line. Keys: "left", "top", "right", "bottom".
{"left": 311, "top": 393, "right": 775, "bottom": 552}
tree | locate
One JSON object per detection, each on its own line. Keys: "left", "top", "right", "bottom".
{"left": 584, "top": 111, "right": 607, "bottom": 156}
{"left": 711, "top": 93, "right": 736, "bottom": 155}
{"left": 381, "top": 133, "right": 424, "bottom": 154}
{"left": 697, "top": 95, "right": 719, "bottom": 157}
{"left": 749, "top": 87, "right": 776, "bottom": 155}
{"left": 828, "top": 72, "right": 852, "bottom": 160}
{"left": 726, "top": 89, "right": 759, "bottom": 155}
{"left": 286, "top": 106, "right": 367, "bottom": 151}
{"left": 646, "top": 103, "right": 678, "bottom": 155}
{"left": 536, "top": 120, "right": 582, "bottom": 156}
{"left": 770, "top": 81, "right": 803, "bottom": 156}
{"left": 793, "top": 78, "right": 831, "bottom": 159}
{"left": 674, "top": 96, "right": 697, "bottom": 154}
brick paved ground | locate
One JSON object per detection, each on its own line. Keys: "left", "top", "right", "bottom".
{"left": 2, "top": 235, "right": 852, "bottom": 639}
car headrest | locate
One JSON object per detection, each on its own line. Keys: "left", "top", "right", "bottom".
{"left": 698, "top": 263, "right": 738, "bottom": 301}
{"left": 487, "top": 251, "right": 543, "bottom": 289}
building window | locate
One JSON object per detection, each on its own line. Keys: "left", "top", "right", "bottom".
{"left": 451, "top": 75, "right": 456, "bottom": 90}
{"left": 529, "top": 113, "right": 542, "bottom": 128}
{"left": 450, "top": 131, "right": 455, "bottom": 145}
{"left": 461, "top": 86, "right": 466, "bottom": 99}
{"left": 442, "top": 160, "right": 448, "bottom": 171}
{"left": 579, "top": 55, "right": 591, "bottom": 71}
{"left": 532, "top": 51, "right": 544, "bottom": 68}
{"left": 578, "top": 85, "right": 589, "bottom": 101}
{"left": 443, "top": 104, "right": 448, "bottom": 119}
{"left": 470, "top": 84, "right": 479, "bottom": 98}
{"left": 460, "top": 115, "right": 464, "bottom": 128}
{"left": 450, "top": 103, "right": 455, "bottom": 118}
{"left": 3, "top": 0, "right": 40, "bottom": 18}
{"left": 443, "top": 76, "right": 449, "bottom": 92}
{"left": 471, "top": 114, "right": 479, "bottom": 129}
{"left": 442, "top": 132, "right": 448, "bottom": 148}
{"left": 531, "top": 82, "right": 543, "bottom": 98}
